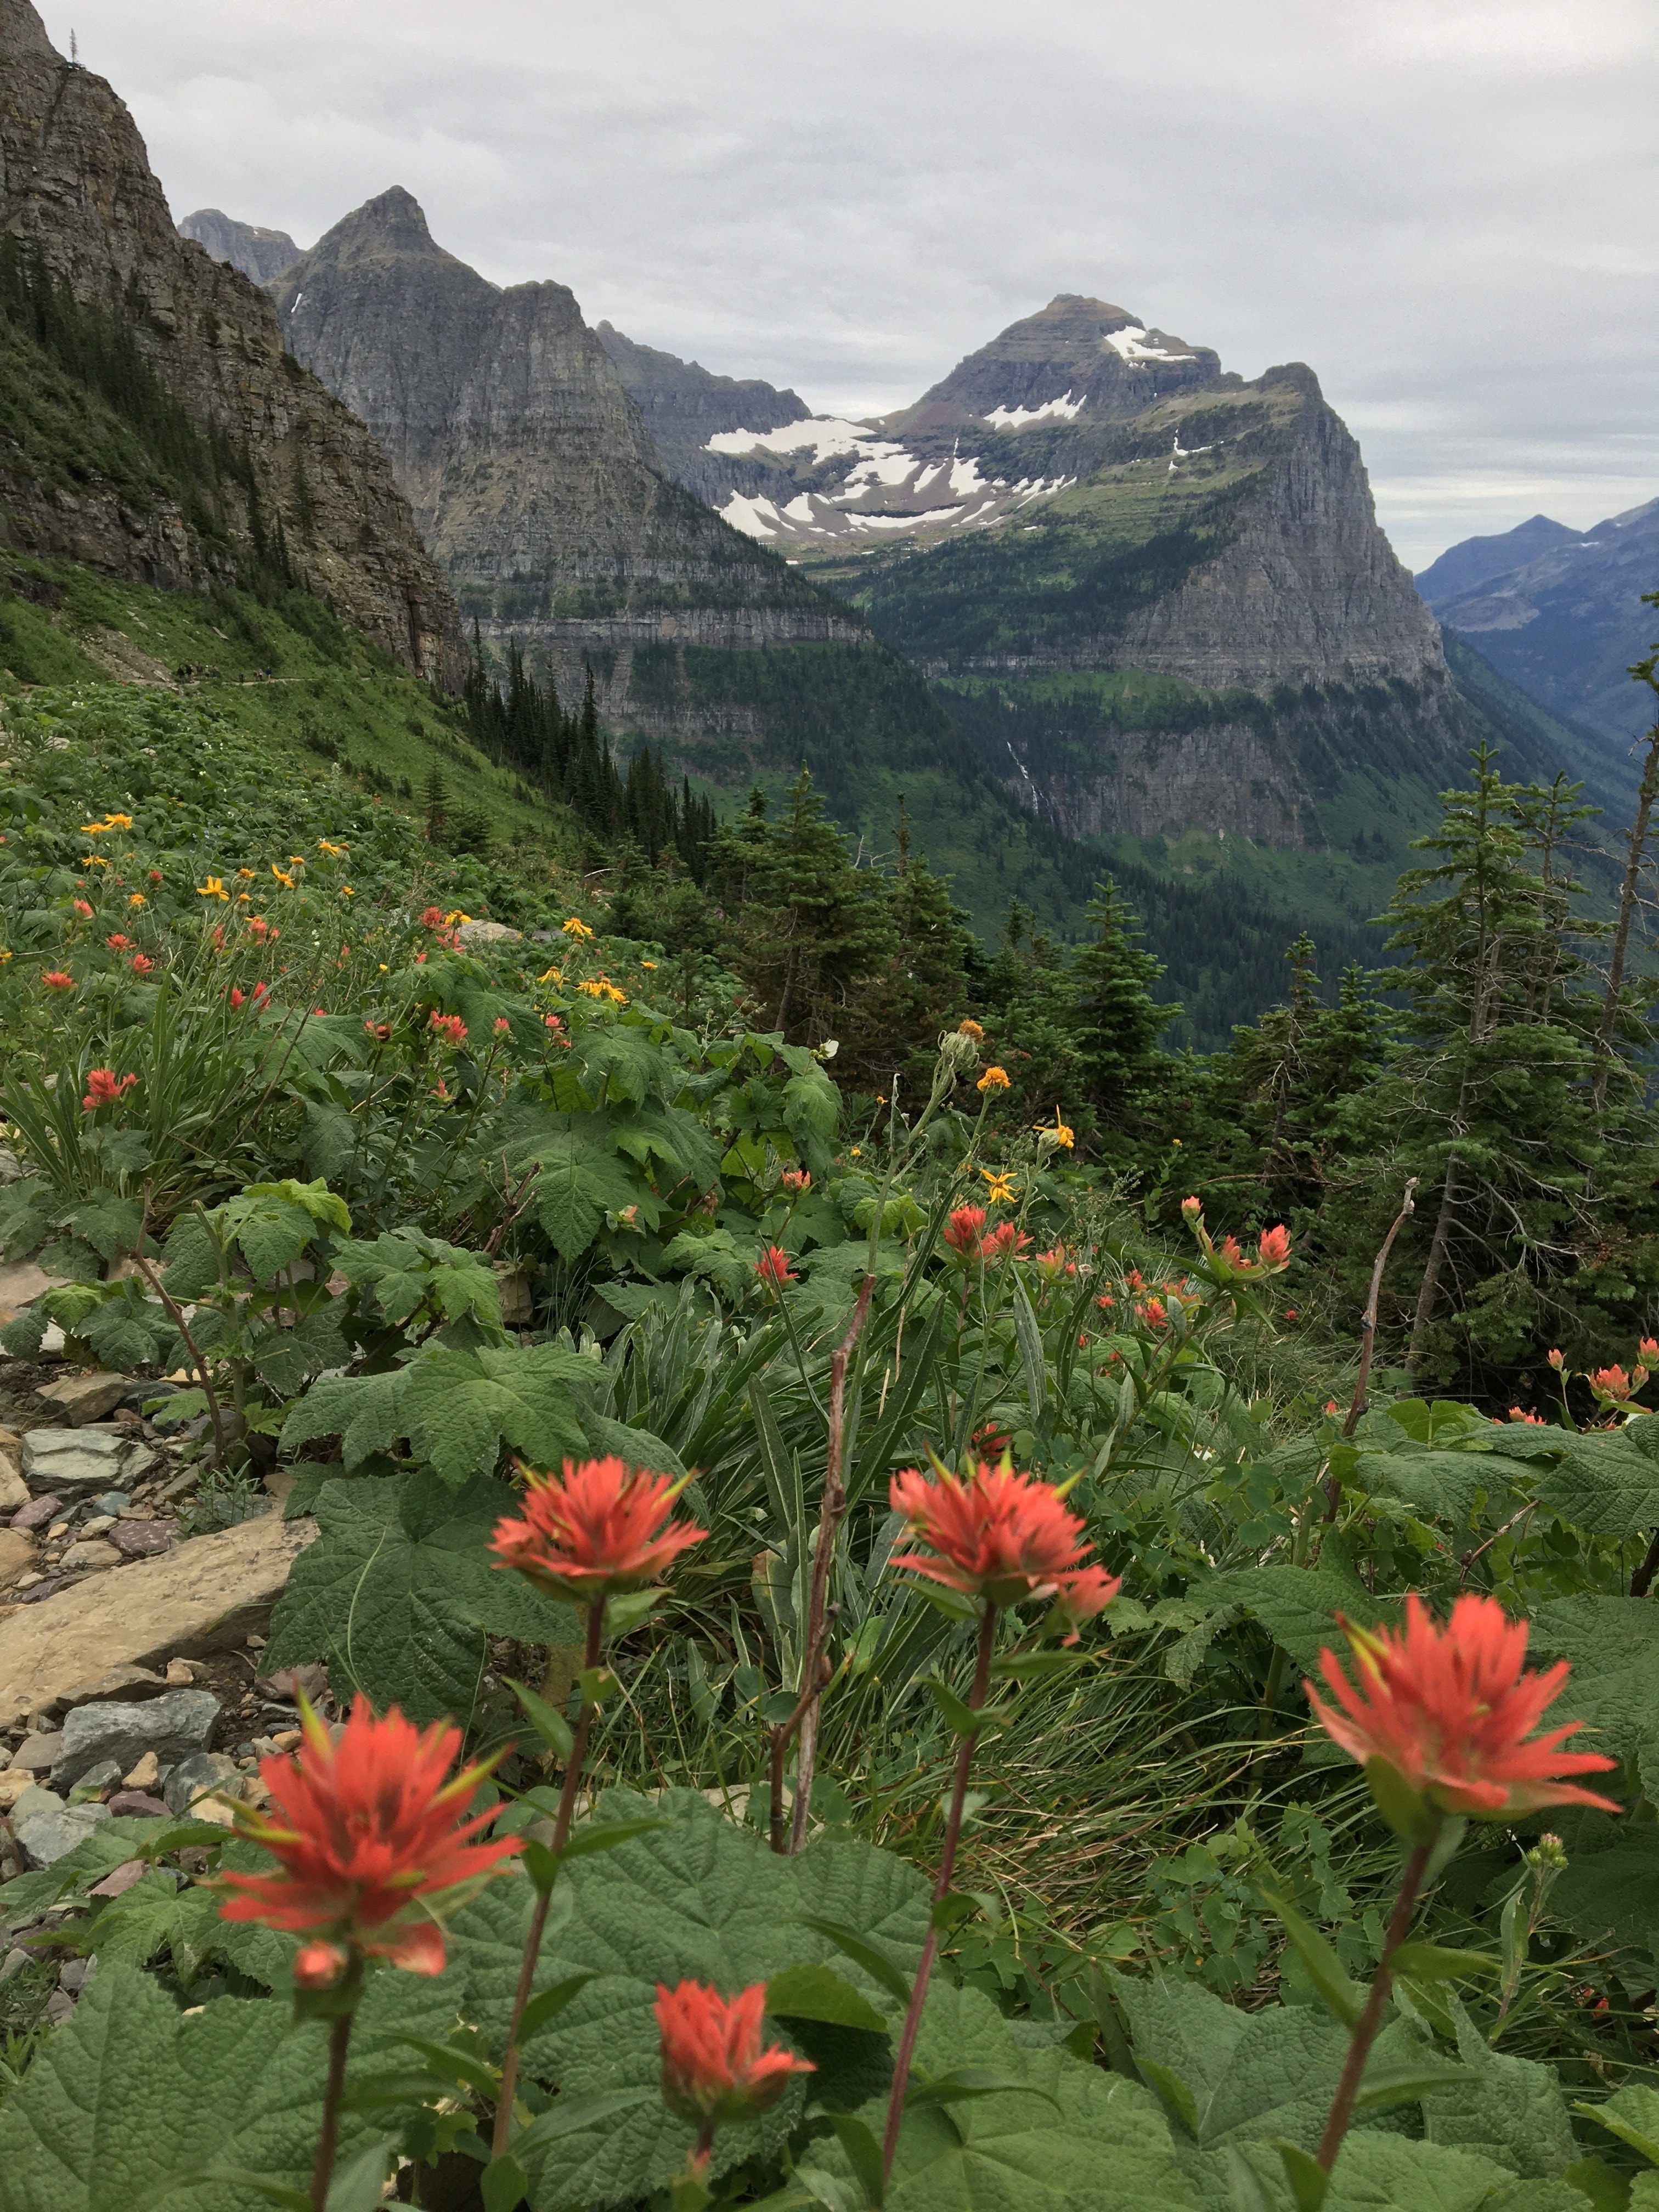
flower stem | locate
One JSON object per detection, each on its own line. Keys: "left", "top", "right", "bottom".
{"left": 1315, "top": 1826, "right": 1438, "bottom": 2174}
{"left": 492, "top": 1595, "right": 606, "bottom": 2157}
{"left": 310, "top": 2011, "right": 354, "bottom": 2211}
{"left": 880, "top": 1602, "right": 997, "bottom": 2183}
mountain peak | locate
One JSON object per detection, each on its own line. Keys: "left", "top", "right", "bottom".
{"left": 178, "top": 207, "right": 301, "bottom": 284}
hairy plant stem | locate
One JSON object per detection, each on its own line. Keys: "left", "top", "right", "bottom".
{"left": 770, "top": 1278, "right": 873, "bottom": 1853}
{"left": 310, "top": 2011, "right": 354, "bottom": 2210}
{"left": 131, "top": 1201, "right": 230, "bottom": 1465}
{"left": 880, "top": 1602, "right": 997, "bottom": 2183}
{"left": 1314, "top": 1826, "right": 1438, "bottom": 2173}
{"left": 492, "top": 1595, "right": 606, "bottom": 2157}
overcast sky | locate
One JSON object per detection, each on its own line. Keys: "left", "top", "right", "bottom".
{"left": 41, "top": 0, "right": 1656, "bottom": 569}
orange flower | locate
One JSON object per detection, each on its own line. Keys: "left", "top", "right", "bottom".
{"left": 490, "top": 1455, "right": 707, "bottom": 1602}
{"left": 429, "top": 1011, "right": 467, "bottom": 1046}
{"left": 81, "top": 1068, "right": 137, "bottom": 1111}
{"left": 1140, "top": 1297, "right": 1169, "bottom": 1328}
{"left": 130, "top": 953, "right": 153, "bottom": 976}
{"left": 42, "top": 969, "right": 75, "bottom": 990}
{"left": 980, "top": 1221, "right": 1029, "bottom": 1263}
{"left": 1641, "top": 1339, "right": 1659, "bottom": 1363}
{"left": 1257, "top": 1223, "right": 1291, "bottom": 1267}
{"left": 780, "top": 1169, "right": 811, "bottom": 1195}
{"left": 1305, "top": 1592, "right": 1619, "bottom": 1820}
{"left": 976, "top": 1065, "right": 1011, "bottom": 1093}
{"left": 1180, "top": 1195, "right": 1203, "bottom": 1218}
{"left": 1509, "top": 1407, "right": 1544, "bottom": 1425}
{"left": 755, "top": 1244, "right": 795, "bottom": 1288}
{"left": 889, "top": 1460, "right": 1121, "bottom": 1633}
{"left": 655, "top": 1981, "right": 812, "bottom": 2132}
{"left": 493, "top": 1016, "right": 511, "bottom": 1034}
{"left": 105, "top": 933, "right": 132, "bottom": 950}
{"left": 72, "top": 898, "right": 93, "bottom": 918}
{"left": 943, "top": 1204, "right": 988, "bottom": 1255}
{"left": 1591, "top": 1365, "right": 1633, "bottom": 1401}
{"left": 217, "top": 1697, "right": 520, "bottom": 1977}
{"left": 1546, "top": 1348, "right": 1565, "bottom": 1371}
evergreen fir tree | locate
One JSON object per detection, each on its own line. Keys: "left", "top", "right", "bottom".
{"left": 1070, "top": 878, "right": 1176, "bottom": 1119}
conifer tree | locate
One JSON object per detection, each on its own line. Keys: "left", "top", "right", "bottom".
{"left": 1070, "top": 878, "right": 1175, "bottom": 1120}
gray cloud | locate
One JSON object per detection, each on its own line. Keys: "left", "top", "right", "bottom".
{"left": 42, "top": 0, "right": 1657, "bottom": 567}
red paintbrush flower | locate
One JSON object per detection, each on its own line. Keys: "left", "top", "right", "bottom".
{"left": 755, "top": 1244, "right": 795, "bottom": 1288}
{"left": 42, "top": 969, "right": 75, "bottom": 990}
{"left": 81, "top": 1068, "right": 137, "bottom": 1111}
{"left": 491, "top": 1454, "right": 707, "bottom": 1602}
{"left": 1306, "top": 1592, "right": 1620, "bottom": 1820}
{"left": 943, "top": 1204, "right": 987, "bottom": 1255}
{"left": 655, "top": 1980, "right": 812, "bottom": 2132}
{"left": 889, "top": 1460, "right": 1121, "bottom": 1635}
{"left": 980, "top": 1221, "right": 1029, "bottom": 1263}
{"left": 217, "top": 1697, "right": 520, "bottom": 1977}
{"left": 1257, "top": 1223, "right": 1291, "bottom": 1267}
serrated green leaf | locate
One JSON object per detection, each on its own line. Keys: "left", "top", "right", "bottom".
{"left": 1577, "top": 2084, "right": 1659, "bottom": 2167}
{"left": 767, "top": 1965, "right": 889, "bottom": 2035}
{"left": 1261, "top": 1892, "right": 1365, "bottom": 2029}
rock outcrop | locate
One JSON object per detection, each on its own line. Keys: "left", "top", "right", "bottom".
{"left": 267, "top": 189, "right": 926, "bottom": 746}
{"left": 177, "top": 208, "right": 301, "bottom": 284}
{"left": 0, "top": 0, "right": 463, "bottom": 683}
{"left": 595, "top": 321, "right": 808, "bottom": 507}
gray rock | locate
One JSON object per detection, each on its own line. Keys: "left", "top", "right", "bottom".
{"left": 67, "top": 1759, "right": 122, "bottom": 1800}
{"left": 21, "top": 1429, "right": 156, "bottom": 1494}
{"left": 13, "top": 1730, "right": 63, "bottom": 1772}
{"left": 90, "top": 1492, "right": 132, "bottom": 1515}
{"left": 15, "top": 1795, "right": 110, "bottom": 1868}
{"left": 59, "top": 1538, "right": 122, "bottom": 1573}
{"left": 52, "top": 1688, "right": 220, "bottom": 1791}
{"left": 164, "top": 1750, "right": 244, "bottom": 1814}
{"left": 43, "top": 1989, "right": 76, "bottom": 2024}
{"left": 35, "top": 1373, "right": 131, "bottom": 1426}
{"left": 58, "top": 1955, "right": 95, "bottom": 1992}
{"left": 105, "top": 1789, "right": 168, "bottom": 1818}
{"left": 456, "top": 918, "right": 521, "bottom": 946}
{"left": 0, "top": 1946, "right": 30, "bottom": 1983}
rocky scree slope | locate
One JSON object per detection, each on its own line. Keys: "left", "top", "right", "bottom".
{"left": 267, "top": 188, "right": 1005, "bottom": 804}
{"left": 1422, "top": 497, "right": 1659, "bottom": 744}
{"left": 0, "top": 0, "right": 461, "bottom": 684}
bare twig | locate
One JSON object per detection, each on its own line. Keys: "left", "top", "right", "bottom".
{"left": 132, "top": 1190, "right": 230, "bottom": 1465}
{"left": 1459, "top": 1502, "right": 1537, "bottom": 1585}
{"left": 1324, "top": 1180, "right": 1418, "bottom": 1526}
{"left": 769, "top": 1275, "right": 873, "bottom": 1853}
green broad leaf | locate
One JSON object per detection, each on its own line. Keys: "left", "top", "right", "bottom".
{"left": 1550, "top": 1828, "right": 1659, "bottom": 1948}
{"left": 557, "top": 1817, "right": 667, "bottom": 1861}
{"left": 602, "top": 1588, "right": 664, "bottom": 1639}
{"left": 507, "top": 2087, "right": 657, "bottom": 2158}
{"left": 1577, "top": 2084, "right": 1659, "bottom": 2167}
{"left": 988, "top": 1649, "right": 1092, "bottom": 1681}
{"left": 1183, "top": 1559, "right": 1393, "bottom": 1677}
{"left": 1354, "top": 2058, "right": 1470, "bottom": 2109}
{"left": 1564, "top": 2155, "right": 1638, "bottom": 2210}
{"left": 1386, "top": 1943, "right": 1500, "bottom": 1982}
{"left": 516, "top": 1973, "right": 600, "bottom": 2046}
{"left": 911, "top": 1583, "right": 980, "bottom": 1624}
{"left": 507, "top": 1676, "right": 575, "bottom": 1762}
{"left": 1324, "top": 2132, "right": 1544, "bottom": 2210}
{"left": 906, "top": 2066, "right": 1060, "bottom": 2116}
{"left": 1531, "top": 1594, "right": 1657, "bottom": 1797}
{"left": 60, "top": 1190, "right": 144, "bottom": 1262}
{"left": 392, "top": 2034, "right": 503, "bottom": 2101}
{"left": 336, "top": 2068, "right": 460, "bottom": 2113}
{"left": 766, "top": 1965, "right": 890, "bottom": 2035}
{"left": 482, "top": 2153, "right": 530, "bottom": 2212}
{"left": 201, "top": 2175, "right": 313, "bottom": 2211}
{"left": 1419, "top": 1999, "right": 1576, "bottom": 2179}
{"left": 522, "top": 1839, "right": 561, "bottom": 1895}
{"left": 1350, "top": 1448, "right": 1527, "bottom": 1532}
{"left": 333, "top": 1226, "right": 501, "bottom": 1328}
{"left": 264, "top": 1470, "right": 579, "bottom": 1723}
{"left": 798, "top": 1918, "right": 915, "bottom": 2013}
{"left": 1138, "top": 2058, "right": 1199, "bottom": 2136}
{"left": 527, "top": 1132, "right": 640, "bottom": 1261}
{"left": 1537, "top": 1417, "right": 1659, "bottom": 1539}
{"left": 1275, "top": 2140, "right": 1331, "bottom": 2212}
{"left": 216, "top": 1181, "right": 346, "bottom": 1282}
{"left": 1010, "top": 1277, "right": 1046, "bottom": 1420}
{"left": 1261, "top": 1892, "right": 1365, "bottom": 2029}
{"left": 0, "top": 1957, "right": 455, "bottom": 2210}
{"left": 325, "top": 2135, "right": 397, "bottom": 2212}
{"left": 827, "top": 2113, "right": 887, "bottom": 2208}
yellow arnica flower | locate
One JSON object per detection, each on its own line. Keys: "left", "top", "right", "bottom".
{"left": 537, "top": 965, "right": 564, "bottom": 986}
{"left": 272, "top": 866, "right": 295, "bottom": 889}
{"left": 196, "top": 876, "right": 229, "bottom": 901}
{"left": 977, "top": 1065, "right": 1011, "bottom": 1092}
{"left": 1034, "top": 1114, "right": 1075, "bottom": 1151}
{"left": 341, "top": 885, "right": 354, "bottom": 898}
{"left": 81, "top": 855, "right": 109, "bottom": 868}
{"left": 444, "top": 910, "right": 471, "bottom": 927}
{"left": 288, "top": 855, "right": 305, "bottom": 866}
{"left": 236, "top": 867, "right": 256, "bottom": 880}
{"left": 980, "top": 1167, "right": 1018, "bottom": 1204}
{"left": 641, "top": 959, "right": 658, "bottom": 970}
{"left": 317, "top": 839, "right": 349, "bottom": 857}
{"left": 128, "top": 893, "right": 146, "bottom": 908}
{"left": 236, "top": 893, "right": 250, "bottom": 904}
{"left": 958, "top": 1018, "right": 985, "bottom": 1041}
{"left": 561, "top": 916, "right": 595, "bottom": 940}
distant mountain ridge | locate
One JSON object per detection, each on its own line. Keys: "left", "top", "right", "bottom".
{"left": 1420, "top": 499, "right": 1659, "bottom": 742}
{"left": 177, "top": 208, "right": 301, "bottom": 285}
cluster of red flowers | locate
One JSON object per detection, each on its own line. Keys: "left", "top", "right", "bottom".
{"left": 130, "top": 953, "right": 154, "bottom": 976}
{"left": 81, "top": 1068, "right": 138, "bottom": 1111}
{"left": 1307, "top": 1592, "right": 1618, "bottom": 1819}
{"left": 72, "top": 898, "right": 93, "bottom": 919}
{"left": 228, "top": 981, "right": 269, "bottom": 1011}
{"left": 428, "top": 1011, "right": 467, "bottom": 1046}
{"left": 42, "top": 969, "right": 75, "bottom": 990}
{"left": 755, "top": 1244, "right": 795, "bottom": 1288}
{"left": 889, "top": 1459, "right": 1120, "bottom": 1635}
{"left": 490, "top": 1455, "right": 707, "bottom": 1601}
{"left": 218, "top": 1697, "right": 521, "bottom": 1980}
{"left": 780, "top": 1169, "right": 811, "bottom": 1196}
{"left": 655, "top": 1981, "right": 812, "bottom": 2137}
{"left": 105, "top": 933, "right": 131, "bottom": 951}
{"left": 364, "top": 1019, "right": 392, "bottom": 1042}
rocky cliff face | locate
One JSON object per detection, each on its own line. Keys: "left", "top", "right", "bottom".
{"left": 177, "top": 208, "right": 301, "bottom": 284}
{"left": 268, "top": 190, "right": 893, "bottom": 734}
{"left": 0, "top": 0, "right": 462, "bottom": 682}
{"left": 595, "top": 321, "right": 806, "bottom": 507}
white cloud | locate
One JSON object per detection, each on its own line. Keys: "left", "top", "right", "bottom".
{"left": 40, "top": 0, "right": 1657, "bottom": 569}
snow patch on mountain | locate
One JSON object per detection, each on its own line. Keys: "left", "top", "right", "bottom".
{"left": 1104, "top": 326, "right": 1197, "bottom": 364}
{"left": 981, "top": 390, "right": 1086, "bottom": 429}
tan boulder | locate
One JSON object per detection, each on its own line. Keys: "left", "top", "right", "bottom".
{"left": 0, "top": 1510, "right": 315, "bottom": 1722}
{"left": 0, "top": 1453, "right": 27, "bottom": 1516}
{"left": 0, "top": 1529, "right": 35, "bottom": 1591}
{"left": 36, "top": 1372, "right": 131, "bottom": 1426}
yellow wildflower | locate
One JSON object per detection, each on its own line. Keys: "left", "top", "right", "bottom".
{"left": 105, "top": 814, "right": 132, "bottom": 829}
{"left": 561, "top": 916, "right": 595, "bottom": 940}
{"left": 288, "top": 855, "right": 306, "bottom": 866}
{"left": 379, "top": 963, "right": 389, "bottom": 973}
{"left": 81, "top": 823, "right": 108, "bottom": 836}
{"left": 957, "top": 1018, "right": 985, "bottom": 1041}
{"left": 272, "top": 865, "right": 295, "bottom": 889}
{"left": 641, "top": 959, "right": 657, "bottom": 970}
{"left": 977, "top": 1065, "right": 1011, "bottom": 1093}
{"left": 317, "top": 839, "right": 349, "bottom": 857}
{"left": 538, "top": 965, "right": 564, "bottom": 985}
{"left": 81, "top": 855, "right": 109, "bottom": 868}
{"left": 980, "top": 1168, "right": 1019, "bottom": 1205}
{"left": 236, "top": 893, "right": 250, "bottom": 904}
{"left": 236, "top": 867, "right": 256, "bottom": 879}
{"left": 128, "top": 893, "right": 146, "bottom": 908}
{"left": 1034, "top": 1113, "right": 1075, "bottom": 1152}
{"left": 196, "top": 876, "right": 229, "bottom": 901}
{"left": 341, "top": 885, "right": 354, "bottom": 898}
{"left": 444, "top": 909, "right": 470, "bottom": 927}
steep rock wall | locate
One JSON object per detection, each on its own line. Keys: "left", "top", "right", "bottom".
{"left": 0, "top": 0, "right": 462, "bottom": 682}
